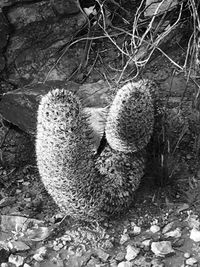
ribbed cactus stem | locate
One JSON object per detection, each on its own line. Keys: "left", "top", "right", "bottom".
{"left": 36, "top": 89, "right": 104, "bottom": 220}
{"left": 105, "top": 80, "right": 155, "bottom": 153}
{"left": 36, "top": 88, "right": 146, "bottom": 221}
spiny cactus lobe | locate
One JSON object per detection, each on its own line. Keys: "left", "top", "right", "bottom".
{"left": 105, "top": 80, "right": 155, "bottom": 153}
{"left": 36, "top": 89, "right": 105, "bottom": 221}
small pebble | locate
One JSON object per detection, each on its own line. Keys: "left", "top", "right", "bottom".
{"left": 142, "top": 239, "right": 151, "bottom": 247}
{"left": 110, "top": 259, "right": 118, "bottom": 267}
{"left": 53, "top": 245, "right": 62, "bottom": 251}
{"left": 23, "top": 181, "right": 30, "bottom": 186}
{"left": 102, "top": 240, "right": 114, "bottom": 249}
{"left": 115, "top": 252, "right": 125, "bottom": 261}
{"left": 186, "top": 257, "right": 198, "bottom": 266}
{"left": 120, "top": 233, "right": 130, "bottom": 245}
{"left": 186, "top": 154, "right": 192, "bottom": 160}
{"left": 117, "top": 261, "right": 132, "bottom": 267}
{"left": 96, "top": 248, "right": 110, "bottom": 262}
{"left": 9, "top": 254, "right": 24, "bottom": 267}
{"left": 1, "top": 263, "right": 9, "bottom": 267}
{"left": 57, "top": 243, "right": 64, "bottom": 249}
{"left": 67, "top": 246, "right": 75, "bottom": 255}
{"left": 162, "top": 222, "right": 174, "bottom": 234}
{"left": 164, "top": 228, "right": 181, "bottom": 238}
{"left": 150, "top": 225, "right": 160, "bottom": 233}
{"left": 24, "top": 198, "right": 31, "bottom": 202}
{"left": 125, "top": 244, "right": 140, "bottom": 261}
{"left": 184, "top": 253, "right": 191, "bottom": 259}
{"left": 173, "top": 238, "right": 185, "bottom": 247}
{"left": 190, "top": 228, "right": 200, "bottom": 242}
{"left": 131, "top": 222, "right": 141, "bottom": 235}
{"left": 177, "top": 203, "right": 189, "bottom": 213}
{"left": 33, "top": 246, "right": 47, "bottom": 262}
{"left": 53, "top": 240, "right": 58, "bottom": 246}
{"left": 133, "top": 226, "right": 141, "bottom": 235}
{"left": 8, "top": 240, "right": 30, "bottom": 252}
{"left": 151, "top": 258, "right": 165, "bottom": 267}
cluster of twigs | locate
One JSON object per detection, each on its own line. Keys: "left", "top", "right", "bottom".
{"left": 99, "top": 0, "right": 199, "bottom": 83}
{"left": 44, "top": 0, "right": 199, "bottom": 84}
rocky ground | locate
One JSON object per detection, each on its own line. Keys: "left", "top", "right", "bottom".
{"left": 0, "top": 0, "right": 200, "bottom": 266}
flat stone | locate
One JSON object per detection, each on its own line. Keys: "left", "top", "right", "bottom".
{"left": 117, "top": 261, "right": 132, "bottom": 267}
{"left": 133, "top": 256, "right": 151, "bottom": 267}
{"left": 151, "top": 241, "right": 174, "bottom": 257}
{"left": 96, "top": 248, "right": 110, "bottom": 262}
{"left": 190, "top": 228, "right": 200, "bottom": 242}
{"left": 120, "top": 233, "right": 130, "bottom": 245}
{"left": 184, "top": 252, "right": 191, "bottom": 259}
{"left": 33, "top": 246, "right": 48, "bottom": 262}
{"left": 142, "top": 239, "right": 151, "bottom": 248}
{"left": 186, "top": 257, "right": 198, "bottom": 266}
{"left": 162, "top": 222, "right": 174, "bottom": 234}
{"left": 150, "top": 225, "right": 160, "bottom": 233}
{"left": 125, "top": 245, "right": 140, "bottom": 261}
{"left": 164, "top": 228, "right": 181, "bottom": 238}
{"left": 9, "top": 254, "right": 25, "bottom": 267}
{"left": 115, "top": 252, "right": 125, "bottom": 261}
{"left": 8, "top": 240, "right": 30, "bottom": 252}
{"left": 130, "top": 223, "right": 141, "bottom": 235}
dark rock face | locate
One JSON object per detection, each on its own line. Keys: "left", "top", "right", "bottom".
{"left": 0, "top": 0, "right": 85, "bottom": 86}
{"left": 6, "top": 13, "right": 86, "bottom": 85}
{"left": 0, "top": 81, "right": 79, "bottom": 135}
{"left": 7, "top": 1, "right": 55, "bottom": 29}
{"left": 0, "top": 11, "right": 10, "bottom": 72}
{"left": 0, "top": 246, "right": 10, "bottom": 264}
{"left": 50, "top": 0, "right": 79, "bottom": 15}
{"left": 0, "top": 127, "right": 35, "bottom": 167}
{"left": 0, "top": 80, "right": 109, "bottom": 135}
